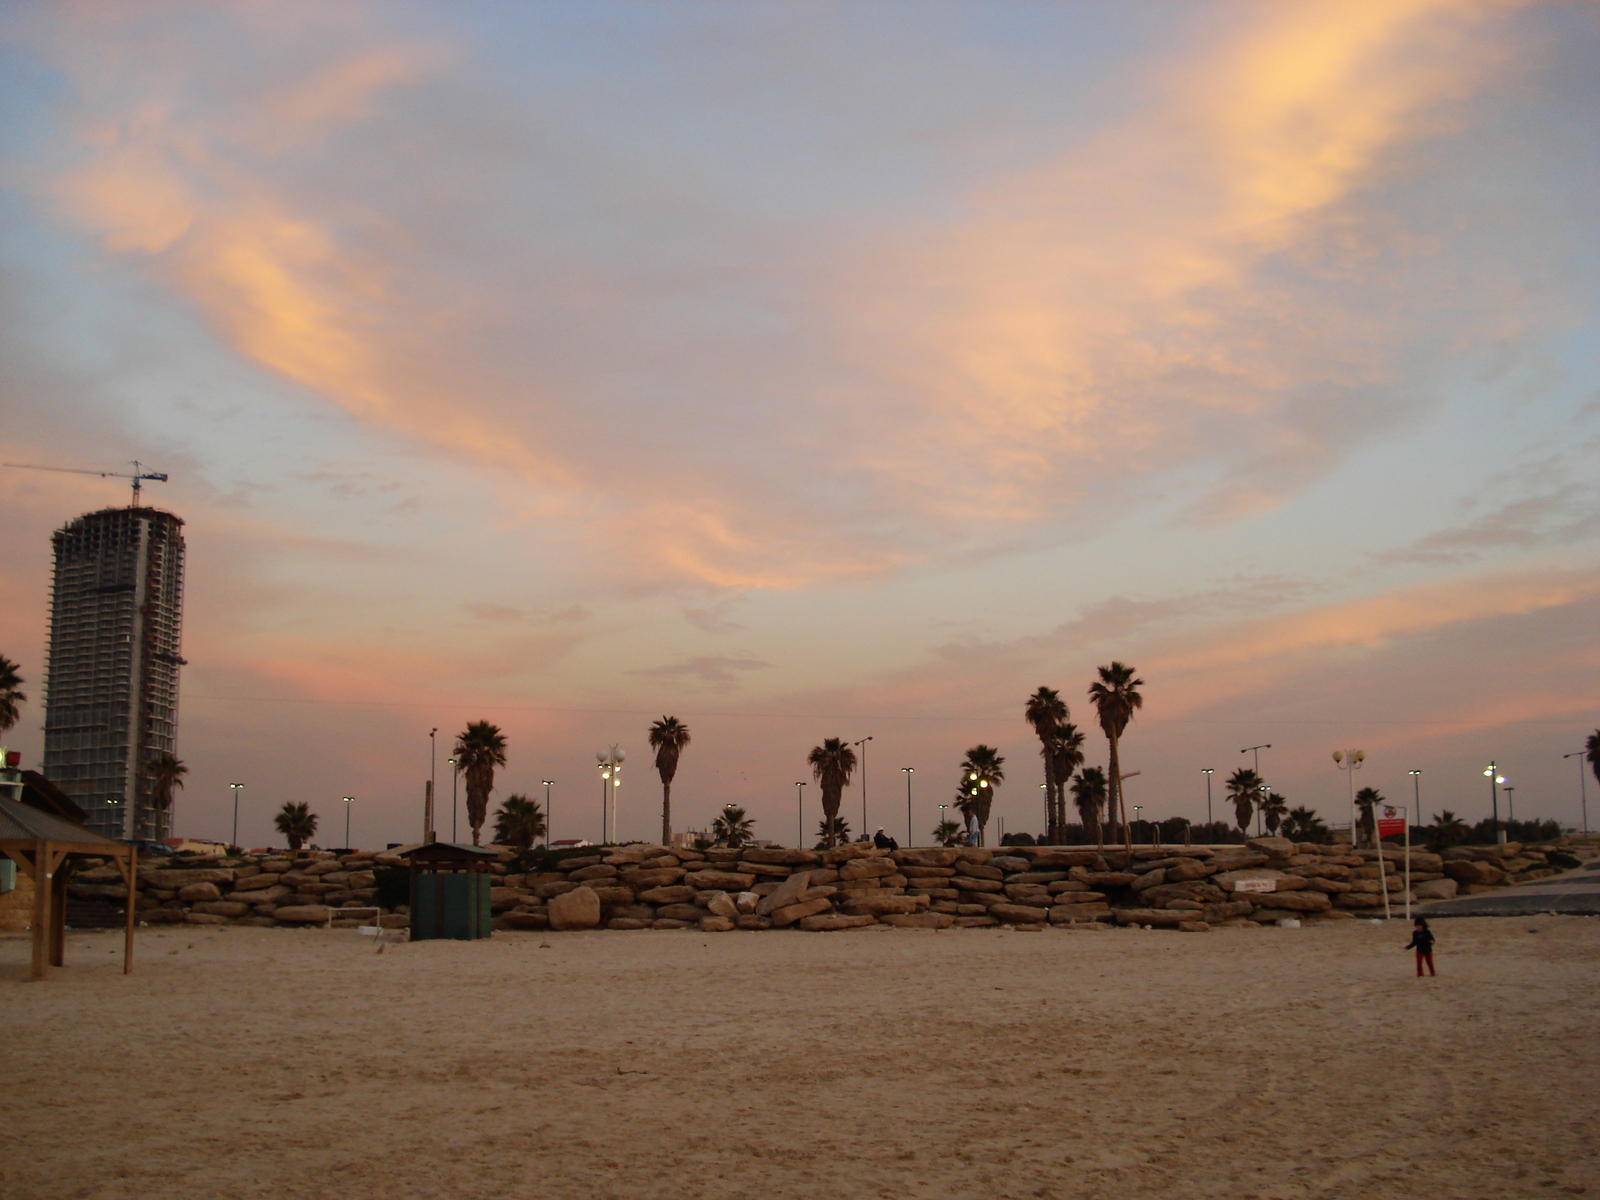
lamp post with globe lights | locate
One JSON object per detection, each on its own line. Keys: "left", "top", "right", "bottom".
{"left": 1483, "top": 762, "right": 1506, "bottom": 843}
{"left": 1333, "top": 749, "right": 1365, "bottom": 845}
{"left": 343, "top": 796, "right": 353, "bottom": 849}
{"left": 901, "top": 767, "right": 914, "bottom": 847}
{"left": 541, "top": 780, "right": 554, "bottom": 847}
{"left": 596, "top": 745, "right": 625, "bottom": 843}
{"left": 1201, "top": 768, "right": 1214, "bottom": 834}
{"left": 794, "top": 781, "right": 805, "bottom": 847}
{"left": 229, "top": 782, "right": 243, "bottom": 849}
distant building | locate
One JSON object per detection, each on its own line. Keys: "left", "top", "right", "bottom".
{"left": 42, "top": 506, "right": 186, "bottom": 841}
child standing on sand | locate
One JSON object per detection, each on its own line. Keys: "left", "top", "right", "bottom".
{"left": 1404, "top": 917, "right": 1436, "bottom": 977}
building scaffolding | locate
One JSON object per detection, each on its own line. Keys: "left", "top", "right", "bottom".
{"left": 42, "top": 506, "right": 186, "bottom": 841}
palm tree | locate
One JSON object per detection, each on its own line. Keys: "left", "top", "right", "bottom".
{"left": 807, "top": 738, "right": 857, "bottom": 847}
{"left": 1070, "top": 766, "right": 1108, "bottom": 848}
{"left": 712, "top": 805, "right": 755, "bottom": 848}
{"left": 1225, "top": 768, "right": 1262, "bottom": 834}
{"left": 648, "top": 716, "right": 691, "bottom": 845}
{"left": 1427, "top": 809, "right": 1467, "bottom": 849}
{"left": 0, "top": 655, "right": 25, "bottom": 733}
{"left": 1259, "top": 789, "right": 1288, "bottom": 835}
{"left": 492, "top": 794, "right": 547, "bottom": 849}
{"left": 1354, "top": 786, "right": 1382, "bottom": 848}
{"left": 1048, "top": 723, "right": 1087, "bottom": 846}
{"left": 1281, "top": 805, "right": 1329, "bottom": 841}
{"left": 815, "top": 815, "right": 852, "bottom": 849}
{"left": 1024, "top": 687, "right": 1068, "bottom": 843}
{"left": 146, "top": 752, "right": 187, "bottom": 841}
{"left": 454, "top": 721, "right": 508, "bottom": 845}
{"left": 957, "top": 745, "right": 1005, "bottom": 846}
{"left": 1088, "top": 662, "right": 1144, "bottom": 857}
{"left": 932, "top": 818, "right": 964, "bottom": 848}
{"left": 274, "top": 801, "right": 318, "bottom": 851}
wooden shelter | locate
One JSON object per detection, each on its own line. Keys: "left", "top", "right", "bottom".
{"left": 0, "top": 796, "right": 137, "bottom": 981}
{"left": 400, "top": 840, "right": 497, "bottom": 941}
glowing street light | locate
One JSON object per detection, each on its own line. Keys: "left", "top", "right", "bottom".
{"left": 794, "top": 781, "right": 805, "bottom": 847}
{"left": 596, "top": 745, "right": 625, "bottom": 843}
{"left": 342, "top": 796, "right": 353, "bottom": 849}
{"left": 1334, "top": 749, "right": 1365, "bottom": 846}
{"left": 1201, "top": 768, "right": 1214, "bottom": 833}
{"left": 541, "top": 780, "right": 555, "bottom": 847}
{"left": 901, "top": 767, "right": 915, "bottom": 847}
{"left": 229, "top": 783, "right": 243, "bottom": 849}
{"left": 1483, "top": 762, "right": 1506, "bottom": 844}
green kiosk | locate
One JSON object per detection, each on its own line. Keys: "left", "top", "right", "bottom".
{"left": 402, "top": 839, "right": 497, "bottom": 940}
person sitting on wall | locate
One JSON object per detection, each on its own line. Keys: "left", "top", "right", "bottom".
{"left": 873, "top": 827, "right": 898, "bottom": 851}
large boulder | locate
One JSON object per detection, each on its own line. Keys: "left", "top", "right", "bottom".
{"left": 684, "top": 869, "right": 758, "bottom": 891}
{"left": 838, "top": 857, "right": 898, "bottom": 881}
{"left": 502, "top": 911, "right": 551, "bottom": 930}
{"left": 1113, "top": 908, "right": 1194, "bottom": 926}
{"left": 893, "top": 848, "right": 962, "bottom": 869}
{"left": 547, "top": 886, "right": 602, "bottom": 931}
{"left": 703, "top": 891, "right": 740, "bottom": 919}
{"left": 638, "top": 885, "right": 695, "bottom": 904}
{"left": 755, "top": 871, "right": 813, "bottom": 916}
{"left": 273, "top": 905, "right": 331, "bottom": 923}
{"left": 1444, "top": 860, "right": 1505, "bottom": 886}
{"left": 950, "top": 875, "right": 1004, "bottom": 893}
{"left": 1131, "top": 869, "right": 1167, "bottom": 892}
{"left": 741, "top": 847, "right": 819, "bottom": 865}
{"left": 137, "top": 868, "right": 235, "bottom": 890}
{"left": 1412, "top": 878, "right": 1459, "bottom": 901}
{"left": 699, "top": 916, "right": 735, "bottom": 932}
{"left": 230, "top": 872, "right": 284, "bottom": 892}
{"left": 1028, "top": 850, "right": 1100, "bottom": 868}
{"left": 1212, "top": 868, "right": 1306, "bottom": 893}
{"left": 620, "top": 867, "right": 686, "bottom": 889}
{"left": 191, "top": 901, "right": 250, "bottom": 918}
{"left": 1165, "top": 858, "right": 1215, "bottom": 882}
{"left": 1246, "top": 837, "right": 1297, "bottom": 859}
{"left": 226, "top": 884, "right": 292, "bottom": 905}
{"left": 841, "top": 895, "right": 925, "bottom": 917}
{"left": 772, "top": 897, "right": 833, "bottom": 927}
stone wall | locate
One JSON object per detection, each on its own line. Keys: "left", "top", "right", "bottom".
{"left": 49, "top": 836, "right": 1581, "bottom": 934}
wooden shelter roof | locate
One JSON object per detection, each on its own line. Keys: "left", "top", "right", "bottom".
{"left": 0, "top": 795, "right": 121, "bottom": 847}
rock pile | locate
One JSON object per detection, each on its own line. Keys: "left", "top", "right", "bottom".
{"left": 58, "top": 836, "right": 1579, "bottom": 933}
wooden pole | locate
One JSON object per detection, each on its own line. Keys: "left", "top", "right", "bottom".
{"left": 50, "top": 852, "right": 70, "bottom": 967}
{"left": 31, "top": 840, "right": 50, "bottom": 982}
{"left": 123, "top": 846, "right": 137, "bottom": 975}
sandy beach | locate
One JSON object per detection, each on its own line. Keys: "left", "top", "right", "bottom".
{"left": 3, "top": 918, "right": 1595, "bottom": 1200}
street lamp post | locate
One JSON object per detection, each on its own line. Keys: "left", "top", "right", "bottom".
{"left": 1257, "top": 783, "right": 1271, "bottom": 837}
{"left": 447, "top": 758, "right": 458, "bottom": 842}
{"left": 1333, "top": 749, "right": 1365, "bottom": 845}
{"left": 541, "top": 780, "right": 554, "bottom": 847}
{"left": 1132, "top": 804, "right": 1143, "bottom": 844}
{"left": 428, "top": 727, "right": 438, "bottom": 841}
{"left": 938, "top": 803, "right": 947, "bottom": 843}
{"left": 229, "top": 783, "right": 243, "bottom": 849}
{"left": 1563, "top": 750, "right": 1590, "bottom": 836}
{"left": 1483, "top": 762, "right": 1505, "bottom": 844}
{"left": 901, "top": 768, "right": 914, "bottom": 847}
{"left": 794, "top": 782, "right": 805, "bottom": 847}
{"left": 1409, "top": 770, "right": 1421, "bottom": 835}
{"left": 596, "top": 745, "right": 625, "bottom": 843}
{"left": 853, "top": 736, "right": 873, "bottom": 836}
{"left": 1202, "top": 768, "right": 1214, "bottom": 835}
{"left": 1503, "top": 786, "right": 1515, "bottom": 828}
{"left": 343, "top": 796, "right": 353, "bottom": 849}
{"left": 1241, "top": 744, "right": 1272, "bottom": 775}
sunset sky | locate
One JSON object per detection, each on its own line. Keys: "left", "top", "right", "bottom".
{"left": 2, "top": 1, "right": 1596, "bottom": 850}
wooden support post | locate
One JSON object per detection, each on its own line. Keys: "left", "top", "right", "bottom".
{"left": 123, "top": 846, "right": 137, "bottom": 975}
{"left": 31, "top": 840, "right": 50, "bottom": 982}
{"left": 50, "top": 853, "right": 71, "bottom": 967}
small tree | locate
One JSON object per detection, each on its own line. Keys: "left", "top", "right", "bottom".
{"left": 1281, "top": 806, "right": 1329, "bottom": 842}
{"left": 273, "top": 801, "right": 318, "bottom": 851}
{"left": 807, "top": 739, "right": 857, "bottom": 848}
{"left": 957, "top": 745, "right": 1005, "bottom": 845}
{"left": 932, "top": 818, "right": 964, "bottom": 847}
{"left": 1226, "top": 768, "right": 1263, "bottom": 834}
{"left": 454, "top": 720, "right": 508, "bottom": 845}
{"left": 711, "top": 805, "right": 755, "bottom": 848}
{"left": 648, "top": 716, "right": 691, "bottom": 845}
{"left": 1070, "top": 766, "right": 1108, "bottom": 849}
{"left": 1260, "top": 790, "right": 1288, "bottom": 835}
{"left": 1354, "top": 787, "right": 1382, "bottom": 849}
{"left": 814, "top": 815, "right": 852, "bottom": 849}
{"left": 492, "top": 794, "right": 547, "bottom": 849}
{"left": 0, "top": 654, "right": 26, "bottom": 733}
{"left": 1427, "top": 809, "right": 1467, "bottom": 849}
{"left": 145, "top": 752, "right": 187, "bottom": 841}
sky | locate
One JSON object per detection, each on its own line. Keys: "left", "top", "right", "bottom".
{"left": 1, "top": 0, "right": 1596, "bottom": 850}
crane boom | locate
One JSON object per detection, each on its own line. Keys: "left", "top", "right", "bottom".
{"left": 4, "top": 460, "right": 170, "bottom": 507}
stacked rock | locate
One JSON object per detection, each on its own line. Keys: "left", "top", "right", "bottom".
{"left": 56, "top": 836, "right": 1580, "bottom": 932}
{"left": 66, "top": 850, "right": 402, "bottom": 929}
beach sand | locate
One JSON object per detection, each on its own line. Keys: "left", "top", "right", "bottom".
{"left": 3, "top": 916, "right": 1595, "bottom": 1200}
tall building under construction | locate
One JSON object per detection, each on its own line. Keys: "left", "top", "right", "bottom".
{"left": 42, "top": 506, "right": 186, "bottom": 840}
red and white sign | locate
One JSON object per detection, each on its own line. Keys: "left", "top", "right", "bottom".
{"left": 1378, "top": 805, "right": 1406, "bottom": 839}
{"left": 1235, "top": 878, "right": 1276, "bottom": 894}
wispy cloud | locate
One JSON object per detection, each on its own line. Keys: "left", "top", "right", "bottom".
{"left": 629, "top": 655, "right": 774, "bottom": 689}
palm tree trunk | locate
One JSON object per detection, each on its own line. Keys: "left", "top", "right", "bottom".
{"left": 1042, "top": 755, "right": 1056, "bottom": 844}
{"left": 661, "top": 781, "right": 672, "bottom": 847}
{"left": 1109, "top": 731, "right": 1132, "bottom": 860}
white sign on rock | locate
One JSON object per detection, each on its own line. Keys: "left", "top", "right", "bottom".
{"left": 1235, "top": 878, "right": 1277, "bottom": 894}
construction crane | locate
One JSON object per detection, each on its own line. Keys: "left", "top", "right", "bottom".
{"left": 4, "top": 460, "right": 170, "bottom": 507}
